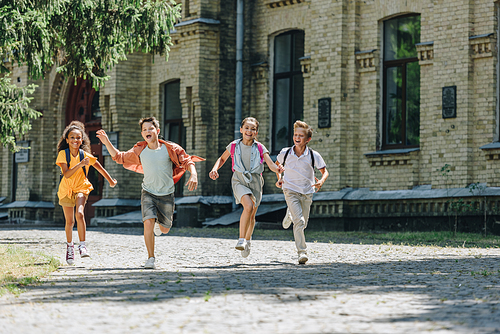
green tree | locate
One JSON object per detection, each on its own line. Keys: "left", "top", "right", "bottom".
{"left": 0, "top": 0, "right": 181, "bottom": 152}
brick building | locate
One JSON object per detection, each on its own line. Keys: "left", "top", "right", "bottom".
{"left": 2, "top": 0, "right": 500, "bottom": 233}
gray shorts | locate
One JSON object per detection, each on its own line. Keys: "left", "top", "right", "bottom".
{"left": 141, "top": 190, "right": 174, "bottom": 228}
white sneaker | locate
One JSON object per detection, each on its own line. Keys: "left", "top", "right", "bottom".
{"left": 235, "top": 239, "right": 246, "bottom": 251}
{"left": 298, "top": 253, "right": 308, "bottom": 264}
{"left": 282, "top": 210, "right": 292, "bottom": 229}
{"left": 154, "top": 222, "right": 162, "bottom": 236}
{"left": 241, "top": 241, "right": 251, "bottom": 258}
{"left": 144, "top": 257, "right": 155, "bottom": 269}
{"left": 79, "top": 244, "right": 90, "bottom": 258}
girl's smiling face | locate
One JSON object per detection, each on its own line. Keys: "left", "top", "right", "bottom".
{"left": 66, "top": 129, "right": 83, "bottom": 150}
{"left": 141, "top": 121, "right": 160, "bottom": 143}
{"left": 240, "top": 120, "right": 258, "bottom": 141}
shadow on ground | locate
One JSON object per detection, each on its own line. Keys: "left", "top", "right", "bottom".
{"left": 4, "top": 254, "right": 499, "bottom": 331}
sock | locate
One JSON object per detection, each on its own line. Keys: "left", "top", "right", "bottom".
{"left": 79, "top": 241, "right": 86, "bottom": 247}
{"left": 67, "top": 242, "right": 73, "bottom": 246}
{"left": 238, "top": 238, "right": 245, "bottom": 242}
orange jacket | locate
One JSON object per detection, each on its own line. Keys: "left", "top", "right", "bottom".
{"left": 112, "top": 139, "right": 204, "bottom": 184}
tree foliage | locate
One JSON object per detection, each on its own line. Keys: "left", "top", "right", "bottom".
{"left": 0, "top": 0, "right": 181, "bottom": 152}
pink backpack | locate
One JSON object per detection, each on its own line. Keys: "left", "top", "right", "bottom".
{"left": 230, "top": 140, "right": 264, "bottom": 172}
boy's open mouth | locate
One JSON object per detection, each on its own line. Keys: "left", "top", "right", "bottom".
{"left": 146, "top": 134, "right": 152, "bottom": 139}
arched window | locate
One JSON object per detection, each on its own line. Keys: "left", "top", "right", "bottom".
{"left": 383, "top": 15, "right": 421, "bottom": 149}
{"left": 273, "top": 30, "right": 304, "bottom": 153}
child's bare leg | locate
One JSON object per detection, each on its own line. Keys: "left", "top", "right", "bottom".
{"left": 74, "top": 194, "right": 87, "bottom": 242}
{"left": 239, "top": 195, "right": 254, "bottom": 239}
{"left": 63, "top": 206, "right": 75, "bottom": 243}
{"left": 244, "top": 205, "right": 258, "bottom": 240}
{"left": 143, "top": 218, "right": 155, "bottom": 258}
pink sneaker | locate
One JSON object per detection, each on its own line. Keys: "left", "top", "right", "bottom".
{"left": 66, "top": 244, "right": 74, "bottom": 265}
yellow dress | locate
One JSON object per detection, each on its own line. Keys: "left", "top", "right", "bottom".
{"left": 56, "top": 150, "right": 97, "bottom": 199}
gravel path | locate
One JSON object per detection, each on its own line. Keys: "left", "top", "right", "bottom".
{"left": 0, "top": 227, "right": 499, "bottom": 334}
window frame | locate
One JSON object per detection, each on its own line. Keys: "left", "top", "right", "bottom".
{"left": 382, "top": 14, "right": 421, "bottom": 150}
{"left": 272, "top": 30, "right": 304, "bottom": 154}
{"left": 163, "top": 79, "right": 184, "bottom": 147}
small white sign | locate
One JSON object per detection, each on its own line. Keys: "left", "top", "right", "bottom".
{"left": 15, "top": 141, "right": 30, "bottom": 163}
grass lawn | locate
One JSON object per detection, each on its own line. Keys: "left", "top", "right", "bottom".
{"left": 0, "top": 245, "right": 60, "bottom": 297}
{"left": 168, "top": 228, "right": 500, "bottom": 248}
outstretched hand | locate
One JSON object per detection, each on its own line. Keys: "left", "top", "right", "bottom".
{"left": 96, "top": 130, "right": 109, "bottom": 144}
{"left": 109, "top": 179, "right": 118, "bottom": 188}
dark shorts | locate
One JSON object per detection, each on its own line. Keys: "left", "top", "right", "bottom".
{"left": 141, "top": 189, "right": 175, "bottom": 229}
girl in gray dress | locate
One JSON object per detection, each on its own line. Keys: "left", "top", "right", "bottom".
{"left": 209, "top": 117, "right": 284, "bottom": 257}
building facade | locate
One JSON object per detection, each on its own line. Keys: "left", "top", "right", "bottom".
{"left": 2, "top": 0, "right": 500, "bottom": 233}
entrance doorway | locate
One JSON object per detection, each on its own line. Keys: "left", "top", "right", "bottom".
{"left": 65, "top": 78, "right": 103, "bottom": 219}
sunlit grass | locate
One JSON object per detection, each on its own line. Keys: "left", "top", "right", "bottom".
{"left": 168, "top": 227, "right": 500, "bottom": 248}
{"left": 0, "top": 245, "right": 60, "bottom": 297}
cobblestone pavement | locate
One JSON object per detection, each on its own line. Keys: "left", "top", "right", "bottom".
{"left": 0, "top": 228, "right": 499, "bottom": 334}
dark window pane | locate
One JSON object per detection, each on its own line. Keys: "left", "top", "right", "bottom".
{"left": 275, "top": 34, "right": 291, "bottom": 73}
{"left": 91, "top": 91, "right": 101, "bottom": 120}
{"left": 87, "top": 167, "right": 101, "bottom": 196}
{"left": 292, "top": 74, "right": 304, "bottom": 121}
{"left": 274, "top": 78, "right": 290, "bottom": 150}
{"left": 406, "top": 61, "right": 420, "bottom": 146}
{"left": 293, "top": 31, "right": 305, "bottom": 72}
{"left": 164, "top": 81, "right": 182, "bottom": 120}
{"left": 88, "top": 131, "right": 100, "bottom": 145}
{"left": 385, "top": 66, "right": 403, "bottom": 145}
{"left": 168, "top": 123, "right": 180, "bottom": 144}
{"left": 384, "top": 16, "right": 421, "bottom": 61}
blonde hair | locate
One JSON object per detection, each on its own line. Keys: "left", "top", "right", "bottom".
{"left": 294, "top": 120, "right": 313, "bottom": 138}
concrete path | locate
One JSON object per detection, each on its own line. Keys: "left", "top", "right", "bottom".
{"left": 0, "top": 228, "right": 499, "bottom": 334}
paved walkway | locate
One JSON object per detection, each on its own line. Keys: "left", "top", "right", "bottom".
{"left": 0, "top": 227, "right": 499, "bottom": 334}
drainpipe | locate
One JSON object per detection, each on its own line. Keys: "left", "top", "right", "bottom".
{"left": 233, "top": 0, "right": 244, "bottom": 211}
{"left": 234, "top": 0, "right": 244, "bottom": 140}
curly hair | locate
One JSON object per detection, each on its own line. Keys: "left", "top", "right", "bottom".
{"left": 57, "top": 121, "right": 91, "bottom": 153}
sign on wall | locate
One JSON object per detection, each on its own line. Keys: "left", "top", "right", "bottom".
{"left": 318, "top": 98, "right": 331, "bottom": 128}
{"left": 442, "top": 86, "right": 457, "bottom": 119}
{"left": 102, "top": 132, "right": 119, "bottom": 156}
{"left": 15, "top": 141, "right": 30, "bottom": 163}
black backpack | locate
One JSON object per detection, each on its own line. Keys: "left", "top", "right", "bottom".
{"left": 60, "top": 148, "right": 87, "bottom": 181}
{"left": 282, "top": 147, "right": 315, "bottom": 169}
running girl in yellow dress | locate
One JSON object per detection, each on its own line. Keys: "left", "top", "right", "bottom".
{"left": 56, "top": 121, "right": 117, "bottom": 265}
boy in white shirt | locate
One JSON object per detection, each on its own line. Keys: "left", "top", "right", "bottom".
{"left": 276, "top": 121, "right": 329, "bottom": 264}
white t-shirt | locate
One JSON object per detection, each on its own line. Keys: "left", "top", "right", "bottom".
{"left": 140, "top": 144, "right": 175, "bottom": 196}
{"left": 277, "top": 146, "right": 326, "bottom": 194}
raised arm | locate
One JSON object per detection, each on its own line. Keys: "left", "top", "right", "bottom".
{"left": 96, "top": 130, "right": 119, "bottom": 158}
{"left": 209, "top": 150, "right": 231, "bottom": 180}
